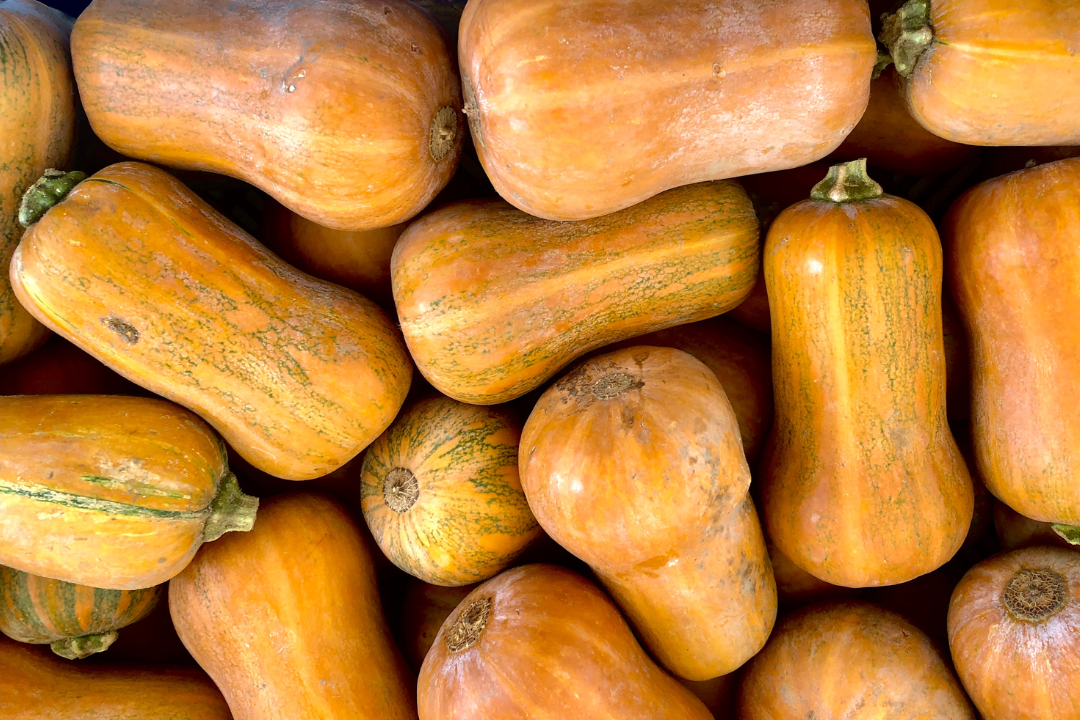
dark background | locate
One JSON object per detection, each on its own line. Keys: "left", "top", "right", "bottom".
{"left": 42, "top": 0, "right": 88, "bottom": 15}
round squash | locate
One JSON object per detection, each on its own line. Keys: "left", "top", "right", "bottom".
{"left": 0, "top": 565, "right": 161, "bottom": 659}
{"left": 944, "top": 157, "right": 1080, "bottom": 527}
{"left": 738, "top": 600, "right": 974, "bottom": 720}
{"left": 11, "top": 162, "right": 413, "bottom": 480}
{"left": 0, "top": 394, "right": 256, "bottom": 590}
{"left": 520, "top": 346, "right": 776, "bottom": 680}
{"left": 458, "top": 0, "right": 876, "bottom": 220}
{"left": 0, "top": 635, "right": 231, "bottom": 720}
{"left": 395, "top": 579, "right": 477, "bottom": 672}
{"left": 994, "top": 501, "right": 1077, "bottom": 552}
{"left": 0, "top": 0, "right": 76, "bottom": 365}
{"left": 360, "top": 395, "right": 540, "bottom": 586}
{"left": 169, "top": 492, "right": 417, "bottom": 720}
{"left": 418, "top": 563, "right": 713, "bottom": 720}
{"left": 948, "top": 546, "right": 1080, "bottom": 720}
{"left": 761, "top": 159, "right": 973, "bottom": 588}
{"left": 71, "top": 0, "right": 463, "bottom": 231}
{"left": 392, "top": 181, "right": 759, "bottom": 404}
{"left": 881, "top": 0, "right": 1080, "bottom": 146}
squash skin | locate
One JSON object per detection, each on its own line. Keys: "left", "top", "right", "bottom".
{"left": 766, "top": 539, "right": 856, "bottom": 612}
{"left": 458, "top": 0, "right": 875, "bottom": 220}
{"left": 894, "top": 0, "right": 1080, "bottom": 146}
{"left": 71, "top": 0, "right": 463, "bottom": 231}
{"left": 361, "top": 395, "right": 540, "bottom": 586}
{"left": 520, "top": 347, "right": 776, "bottom": 680}
{"left": 392, "top": 181, "right": 760, "bottom": 404}
{"left": 0, "top": 635, "right": 231, "bottom": 720}
{"left": 0, "top": 394, "right": 248, "bottom": 590}
{"left": 737, "top": 601, "right": 975, "bottom": 720}
{"left": 11, "top": 162, "right": 413, "bottom": 481}
{"left": 948, "top": 547, "right": 1080, "bottom": 720}
{"left": 945, "top": 158, "right": 1080, "bottom": 526}
{"left": 418, "top": 564, "right": 713, "bottom": 720}
{"left": 0, "top": 0, "right": 76, "bottom": 365}
{"left": 169, "top": 493, "right": 417, "bottom": 720}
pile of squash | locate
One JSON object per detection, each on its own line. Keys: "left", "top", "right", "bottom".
{"left": 1, "top": 0, "right": 1078, "bottom": 718}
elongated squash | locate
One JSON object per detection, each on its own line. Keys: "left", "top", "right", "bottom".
{"left": 0, "top": 0, "right": 76, "bottom": 364}
{"left": 760, "top": 160, "right": 973, "bottom": 588}
{"left": 71, "top": 0, "right": 463, "bottom": 231}
{"left": 11, "top": 163, "right": 412, "bottom": 480}
{"left": 393, "top": 181, "right": 759, "bottom": 404}
{"left": 0, "top": 395, "right": 257, "bottom": 590}
{"left": 458, "top": 0, "right": 876, "bottom": 220}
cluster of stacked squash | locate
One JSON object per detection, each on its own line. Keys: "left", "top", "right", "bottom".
{"left": 1, "top": 0, "right": 1078, "bottom": 718}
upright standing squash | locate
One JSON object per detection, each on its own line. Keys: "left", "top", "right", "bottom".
{"left": 418, "top": 564, "right": 713, "bottom": 720}
{"left": 948, "top": 547, "right": 1080, "bottom": 720}
{"left": 0, "top": 394, "right": 257, "bottom": 590}
{"left": 11, "top": 163, "right": 412, "bottom": 480}
{"left": 392, "top": 181, "right": 759, "bottom": 404}
{"left": 0, "top": 565, "right": 161, "bottom": 659}
{"left": 520, "top": 347, "right": 776, "bottom": 680}
{"left": 761, "top": 159, "right": 973, "bottom": 588}
{"left": 458, "top": 0, "right": 876, "bottom": 220}
{"left": 944, "top": 158, "right": 1080, "bottom": 528}
{"left": 0, "top": 0, "right": 76, "bottom": 364}
{"left": 881, "top": 0, "right": 1080, "bottom": 146}
{"left": 169, "top": 493, "right": 417, "bottom": 720}
{"left": 71, "top": 0, "right": 463, "bottom": 230}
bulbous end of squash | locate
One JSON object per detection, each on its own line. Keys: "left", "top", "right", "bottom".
{"left": 50, "top": 631, "right": 118, "bottom": 660}
{"left": 810, "top": 159, "right": 884, "bottom": 203}
{"left": 1051, "top": 524, "right": 1080, "bottom": 545}
{"left": 18, "top": 169, "right": 88, "bottom": 228}
{"left": 879, "top": 0, "right": 933, "bottom": 79}
{"left": 203, "top": 472, "right": 259, "bottom": 542}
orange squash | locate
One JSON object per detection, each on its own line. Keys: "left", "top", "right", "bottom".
{"left": 11, "top": 162, "right": 412, "bottom": 480}
{"left": 418, "top": 564, "right": 713, "bottom": 720}
{"left": 360, "top": 395, "right": 540, "bottom": 586}
{"left": 0, "top": 394, "right": 256, "bottom": 590}
{"left": 944, "top": 158, "right": 1080, "bottom": 527}
{"left": 458, "top": 0, "right": 876, "bottom": 220}
{"left": 520, "top": 347, "right": 776, "bottom": 680}
{"left": 0, "top": 565, "right": 161, "bottom": 659}
{"left": 766, "top": 539, "right": 856, "bottom": 612}
{"left": 169, "top": 493, "right": 417, "bottom": 720}
{"left": 395, "top": 579, "right": 477, "bottom": 672}
{"left": 392, "top": 181, "right": 759, "bottom": 404}
{"left": 0, "top": 635, "right": 231, "bottom": 720}
{"left": 761, "top": 160, "right": 973, "bottom": 588}
{"left": 738, "top": 601, "right": 974, "bottom": 720}
{"left": 71, "top": 0, "right": 463, "bottom": 231}
{"left": 994, "top": 501, "right": 1077, "bottom": 552}
{"left": 863, "top": 559, "right": 970, "bottom": 652}
{"left": 948, "top": 547, "right": 1080, "bottom": 720}
{"left": 881, "top": 0, "right": 1080, "bottom": 146}
{"left": 0, "top": 0, "right": 76, "bottom": 364}
{"left": 0, "top": 336, "right": 140, "bottom": 396}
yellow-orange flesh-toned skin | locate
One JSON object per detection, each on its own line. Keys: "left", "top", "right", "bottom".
{"left": 392, "top": 181, "right": 760, "bottom": 405}
{"left": 0, "top": 395, "right": 233, "bottom": 590}
{"left": 520, "top": 347, "right": 776, "bottom": 680}
{"left": 738, "top": 600, "right": 975, "bottom": 720}
{"left": 896, "top": 0, "right": 1080, "bottom": 146}
{"left": 0, "top": 634, "right": 231, "bottom": 720}
{"left": 169, "top": 493, "right": 417, "bottom": 720}
{"left": 418, "top": 564, "right": 713, "bottom": 720}
{"left": 0, "top": 0, "right": 76, "bottom": 364}
{"left": 945, "top": 158, "right": 1080, "bottom": 525}
{"left": 761, "top": 172, "right": 973, "bottom": 588}
{"left": 11, "top": 162, "right": 412, "bottom": 481}
{"left": 948, "top": 546, "right": 1080, "bottom": 720}
{"left": 457, "top": 0, "right": 876, "bottom": 220}
{"left": 360, "top": 395, "right": 540, "bottom": 587}
{"left": 71, "top": 0, "right": 462, "bottom": 231}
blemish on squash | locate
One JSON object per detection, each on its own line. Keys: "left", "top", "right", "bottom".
{"left": 462, "top": 74, "right": 483, "bottom": 147}
{"left": 383, "top": 467, "right": 419, "bottom": 513}
{"left": 1003, "top": 568, "right": 1067, "bottom": 622}
{"left": 446, "top": 596, "right": 491, "bottom": 652}
{"left": 592, "top": 373, "right": 641, "bottom": 400}
{"left": 429, "top": 106, "right": 458, "bottom": 162}
{"left": 101, "top": 316, "right": 139, "bottom": 344}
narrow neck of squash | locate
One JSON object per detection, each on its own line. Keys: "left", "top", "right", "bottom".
{"left": 879, "top": 0, "right": 934, "bottom": 78}
{"left": 18, "top": 169, "right": 87, "bottom": 228}
{"left": 202, "top": 472, "right": 259, "bottom": 542}
{"left": 810, "top": 159, "right": 884, "bottom": 203}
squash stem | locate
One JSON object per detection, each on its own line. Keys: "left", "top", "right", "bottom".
{"left": 810, "top": 159, "right": 884, "bottom": 203}
{"left": 51, "top": 631, "right": 118, "bottom": 660}
{"left": 879, "top": 0, "right": 933, "bottom": 78}
{"left": 18, "top": 169, "right": 87, "bottom": 228}
{"left": 1051, "top": 524, "right": 1080, "bottom": 545}
{"left": 202, "top": 472, "right": 259, "bottom": 542}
